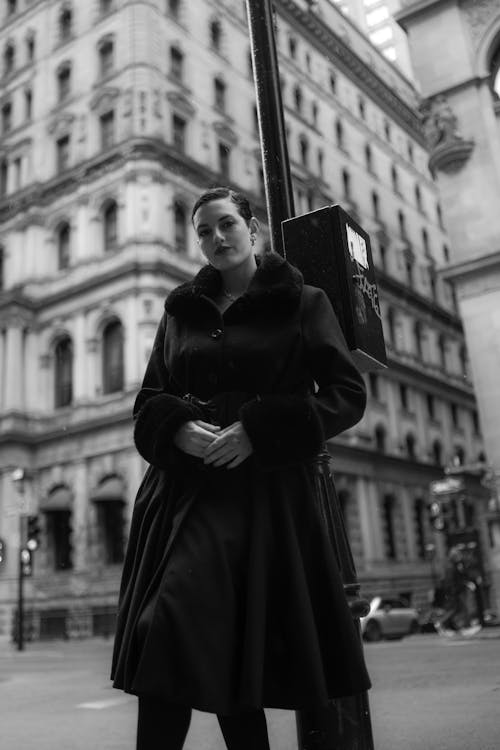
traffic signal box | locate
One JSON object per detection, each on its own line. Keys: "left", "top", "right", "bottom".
{"left": 26, "top": 515, "right": 40, "bottom": 551}
{"left": 282, "top": 204, "right": 387, "bottom": 372}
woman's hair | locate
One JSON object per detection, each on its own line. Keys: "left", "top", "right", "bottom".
{"left": 191, "top": 187, "right": 253, "bottom": 225}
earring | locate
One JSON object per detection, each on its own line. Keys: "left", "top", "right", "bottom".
{"left": 250, "top": 234, "right": 256, "bottom": 246}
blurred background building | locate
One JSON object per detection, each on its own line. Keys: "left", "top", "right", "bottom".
{"left": 0, "top": 0, "right": 492, "bottom": 641}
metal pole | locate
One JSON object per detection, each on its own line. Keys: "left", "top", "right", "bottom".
{"left": 245, "top": 0, "right": 295, "bottom": 256}
{"left": 245, "top": 3, "right": 374, "bottom": 748}
{"left": 17, "top": 515, "right": 25, "bottom": 652}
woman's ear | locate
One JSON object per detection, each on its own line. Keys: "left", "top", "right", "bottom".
{"left": 249, "top": 216, "right": 260, "bottom": 235}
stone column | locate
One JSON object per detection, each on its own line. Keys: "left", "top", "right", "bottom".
{"left": 357, "top": 478, "right": 385, "bottom": 562}
{"left": 401, "top": 487, "right": 417, "bottom": 561}
{"left": 4, "top": 325, "right": 24, "bottom": 411}
{"left": 72, "top": 461, "right": 88, "bottom": 573}
{"left": 125, "top": 295, "right": 139, "bottom": 389}
{"left": 73, "top": 313, "right": 87, "bottom": 402}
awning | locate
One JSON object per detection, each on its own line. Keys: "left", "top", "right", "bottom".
{"left": 41, "top": 486, "right": 72, "bottom": 511}
{"left": 91, "top": 476, "right": 124, "bottom": 502}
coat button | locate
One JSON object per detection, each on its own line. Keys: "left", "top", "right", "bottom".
{"left": 210, "top": 328, "right": 223, "bottom": 340}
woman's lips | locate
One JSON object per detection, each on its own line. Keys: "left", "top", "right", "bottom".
{"left": 214, "top": 246, "right": 231, "bottom": 255}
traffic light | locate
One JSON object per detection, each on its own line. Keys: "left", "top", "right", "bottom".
{"left": 0, "top": 537, "right": 5, "bottom": 564}
{"left": 26, "top": 515, "right": 40, "bottom": 551}
{"left": 20, "top": 548, "right": 32, "bottom": 577}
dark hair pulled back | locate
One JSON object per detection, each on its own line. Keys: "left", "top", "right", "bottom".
{"left": 191, "top": 186, "right": 253, "bottom": 225}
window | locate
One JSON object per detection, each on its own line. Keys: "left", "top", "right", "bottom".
{"left": 214, "top": 77, "right": 226, "bottom": 111}
{"left": 103, "top": 200, "right": 118, "bottom": 251}
{"left": 167, "top": 0, "right": 180, "bottom": 19}
{"left": 172, "top": 113, "right": 186, "bottom": 152}
{"left": 57, "top": 64, "right": 71, "bottom": 102}
{"left": 0, "top": 244, "right": 4, "bottom": 289}
{"left": 450, "top": 402, "right": 459, "bottom": 429}
{"left": 54, "top": 336, "right": 73, "bottom": 407}
{"left": 96, "top": 499, "right": 125, "bottom": 564}
{"left": 100, "top": 0, "right": 113, "bottom": 14}
{"left": 415, "top": 185, "right": 423, "bottom": 212}
{"left": 0, "top": 159, "right": 7, "bottom": 196}
{"left": 299, "top": 135, "right": 309, "bottom": 167}
{"left": 429, "top": 265, "right": 437, "bottom": 300}
{"left": 27, "top": 34, "right": 35, "bottom": 62}
{"left": 375, "top": 424, "right": 386, "bottom": 453}
{"left": 59, "top": 7, "right": 73, "bottom": 41}
{"left": 379, "top": 244, "right": 387, "bottom": 271}
{"left": 329, "top": 72, "right": 336, "bottom": 95}
{"left": 100, "top": 110, "right": 115, "bottom": 149}
{"left": 56, "top": 135, "right": 70, "bottom": 173}
{"left": 294, "top": 85, "right": 302, "bottom": 113}
{"left": 472, "top": 411, "right": 480, "bottom": 436}
{"left": 46, "top": 509, "right": 73, "bottom": 570}
{"left": 422, "top": 228, "right": 430, "bottom": 256}
{"left": 384, "top": 119, "right": 391, "bottom": 141}
{"left": 4, "top": 42, "right": 15, "bottom": 75}
{"left": 13, "top": 156, "right": 21, "bottom": 190}
{"left": 459, "top": 344, "right": 468, "bottom": 377}
{"left": 335, "top": 119, "right": 344, "bottom": 149}
{"left": 174, "top": 201, "right": 187, "bottom": 252}
{"left": 405, "top": 256, "right": 414, "bottom": 287}
{"left": 426, "top": 393, "right": 435, "bottom": 420}
{"left": 386, "top": 307, "right": 395, "bottom": 344}
{"left": 25, "top": 88, "right": 32, "bottom": 120}
{"left": 365, "top": 143, "right": 373, "bottom": 173}
{"left": 382, "top": 495, "right": 396, "bottom": 560}
{"left": 218, "top": 142, "right": 230, "bottom": 179}
{"left": 397, "top": 210, "right": 407, "bottom": 239}
{"left": 342, "top": 169, "right": 351, "bottom": 199}
{"left": 7, "top": 0, "right": 17, "bottom": 15}
{"left": 414, "top": 499, "right": 426, "bottom": 559}
{"left": 170, "top": 46, "right": 183, "bottom": 81}
{"left": 438, "top": 334, "right": 446, "bottom": 369}
{"left": 437, "top": 202, "right": 444, "bottom": 229}
{"left": 288, "top": 36, "right": 297, "bottom": 59}
{"left": 311, "top": 101, "right": 318, "bottom": 127}
{"left": 407, "top": 141, "right": 414, "bottom": 163}
{"left": 406, "top": 433, "right": 416, "bottom": 460}
{"left": 358, "top": 96, "right": 366, "bottom": 120}
{"left": 414, "top": 321, "right": 423, "bottom": 358}
{"left": 371, "top": 190, "right": 380, "bottom": 220}
{"left": 432, "top": 440, "right": 442, "bottom": 466}
{"left": 317, "top": 148, "right": 324, "bottom": 178}
{"left": 57, "top": 222, "right": 71, "bottom": 269}
{"left": 102, "top": 320, "right": 124, "bottom": 393}
{"left": 1, "top": 102, "right": 12, "bottom": 134}
{"left": 399, "top": 383, "right": 409, "bottom": 411}
{"left": 210, "top": 19, "right": 222, "bottom": 51}
{"left": 99, "top": 38, "right": 114, "bottom": 77}
{"left": 391, "top": 164, "right": 400, "bottom": 194}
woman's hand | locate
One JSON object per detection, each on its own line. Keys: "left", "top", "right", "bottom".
{"left": 173, "top": 420, "right": 221, "bottom": 458}
{"left": 203, "top": 421, "right": 253, "bottom": 469}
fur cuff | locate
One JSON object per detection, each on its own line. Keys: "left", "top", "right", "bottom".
{"left": 239, "top": 395, "right": 324, "bottom": 469}
{"left": 134, "top": 393, "right": 203, "bottom": 468}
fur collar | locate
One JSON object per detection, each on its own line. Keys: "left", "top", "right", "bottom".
{"left": 165, "top": 252, "right": 303, "bottom": 321}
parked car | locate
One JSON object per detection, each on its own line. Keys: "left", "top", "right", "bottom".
{"left": 360, "top": 597, "right": 420, "bottom": 642}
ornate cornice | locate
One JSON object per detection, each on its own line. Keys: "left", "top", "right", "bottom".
{"left": 277, "top": 0, "right": 425, "bottom": 144}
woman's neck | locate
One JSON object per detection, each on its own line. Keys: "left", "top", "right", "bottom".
{"left": 220, "top": 254, "right": 257, "bottom": 296}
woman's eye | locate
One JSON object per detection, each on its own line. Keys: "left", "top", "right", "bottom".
{"left": 221, "top": 220, "right": 234, "bottom": 229}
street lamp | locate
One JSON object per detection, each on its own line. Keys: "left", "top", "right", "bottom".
{"left": 11, "top": 467, "right": 36, "bottom": 651}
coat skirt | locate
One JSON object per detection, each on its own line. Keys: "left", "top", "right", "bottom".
{"left": 111, "top": 253, "right": 371, "bottom": 714}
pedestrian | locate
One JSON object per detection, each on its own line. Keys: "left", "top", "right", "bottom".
{"left": 111, "top": 186, "right": 371, "bottom": 749}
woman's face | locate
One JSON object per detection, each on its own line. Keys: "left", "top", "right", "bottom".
{"left": 193, "top": 197, "right": 258, "bottom": 271}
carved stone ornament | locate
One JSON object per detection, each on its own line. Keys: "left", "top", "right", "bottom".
{"left": 463, "top": 0, "right": 500, "bottom": 44}
{"left": 212, "top": 120, "right": 238, "bottom": 145}
{"left": 421, "top": 95, "right": 475, "bottom": 174}
{"left": 47, "top": 111, "right": 75, "bottom": 136}
{"left": 166, "top": 90, "right": 196, "bottom": 117}
{"left": 89, "top": 86, "right": 120, "bottom": 113}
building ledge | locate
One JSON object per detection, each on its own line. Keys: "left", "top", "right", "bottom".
{"left": 440, "top": 249, "right": 500, "bottom": 284}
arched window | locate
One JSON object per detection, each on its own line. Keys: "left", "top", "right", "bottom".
{"left": 4, "top": 41, "right": 15, "bottom": 75}
{"left": 398, "top": 209, "right": 407, "bottom": 239}
{"left": 391, "top": 164, "right": 400, "bottom": 193}
{"left": 415, "top": 184, "right": 422, "bottom": 212}
{"left": 92, "top": 476, "right": 125, "bottom": 564}
{"left": 44, "top": 486, "right": 73, "bottom": 571}
{"left": 57, "top": 222, "right": 71, "bottom": 270}
{"left": 382, "top": 495, "right": 397, "bottom": 559}
{"left": 365, "top": 143, "right": 373, "bottom": 172}
{"left": 294, "top": 85, "right": 302, "bottom": 113}
{"left": 342, "top": 168, "right": 351, "bottom": 199}
{"left": 54, "top": 336, "right": 73, "bottom": 407}
{"left": 174, "top": 201, "right": 187, "bottom": 252}
{"left": 210, "top": 19, "right": 222, "bottom": 51}
{"left": 374, "top": 424, "right": 386, "bottom": 453}
{"left": 299, "top": 134, "right": 309, "bottom": 167}
{"left": 56, "top": 62, "right": 71, "bottom": 102}
{"left": 102, "top": 320, "right": 124, "bottom": 394}
{"left": 98, "top": 36, "right": 114, "bottom": 78}
{"left": 335, "top": 118, "right": 344, "bottom": 149}
{"left": 414, "top": 499, "right": 426, "bottom": 559}
{"left": 406, "top": 433, "right": 416, "bottom": 460}
{"left": 432, "top": 440, "right": 442, "bottom": 466}
{"left": 167, "top": 0, "right": 180, "bottom": 19}
{"left": 59, "top": 6, "right": 73, "bottom": 41}
{"left": 169, "top": 45, "right": 184, "bottom": 81}
{"left": 103, "top": 200, "right": 118, "bottom": 252}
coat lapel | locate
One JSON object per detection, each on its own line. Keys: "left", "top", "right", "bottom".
{"left": 165, "top": 252, "right": 303, "bottom": 323}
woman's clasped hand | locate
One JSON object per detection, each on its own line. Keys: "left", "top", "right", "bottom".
{"left": 174, "top": 419, "right": 253, "bottom": 468}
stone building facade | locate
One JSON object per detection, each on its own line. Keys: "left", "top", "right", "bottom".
{"left": 0, "top": 0, "right": 487, "bottom": 641}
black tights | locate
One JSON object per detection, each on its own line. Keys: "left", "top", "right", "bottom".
{"left": 136, "top": 695, "right": 271, "bottom": 750}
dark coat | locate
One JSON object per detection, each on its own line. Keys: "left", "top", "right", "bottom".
{"left": 111, "top": 252, "right": 371, "bottom": 713}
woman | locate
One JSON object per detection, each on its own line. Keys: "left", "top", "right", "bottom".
{"left": 111, "top": 187, "right": 371, "bottom": 749}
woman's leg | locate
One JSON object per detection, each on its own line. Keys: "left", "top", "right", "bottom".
{"left": 217, "top": 709, "right": 271, "bottom": 750}
{"left": 136, "top": 696, "right": 191, "bottom": 750}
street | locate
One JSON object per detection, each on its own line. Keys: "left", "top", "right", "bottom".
{"left": 1, "top": 632, "right": 499, "bottom": 750}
